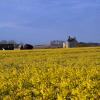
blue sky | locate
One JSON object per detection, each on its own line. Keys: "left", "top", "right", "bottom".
{"left": 0, "top": 0, "right": 100, "bottom": 44}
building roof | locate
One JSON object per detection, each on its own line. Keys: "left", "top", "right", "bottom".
{"left": 67, "top": 36, "right": 77, "bottom": 42}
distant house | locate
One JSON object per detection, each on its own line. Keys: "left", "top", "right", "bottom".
{"left": 0, "top": 44, "right": 14, "bottom": 50}
{"left": 50, "top": 40, "right": 64, "bottom": 48}
{"left": 63, "top": 36, "right": 78, "bottom": 48}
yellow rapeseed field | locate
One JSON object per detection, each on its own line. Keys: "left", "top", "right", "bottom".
{"left": 0, "top": 47, "right": 100, "bottom": 100}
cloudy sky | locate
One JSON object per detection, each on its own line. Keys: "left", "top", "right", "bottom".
{"left": 0, "top": 0, "right": 100, "bottom": 44}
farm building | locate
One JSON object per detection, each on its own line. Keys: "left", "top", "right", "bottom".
{"left": 0, "top": 44, "right": 14, "bottom": 50}
{"left": 63, "top": 41, "right": 68, "bottom": 48}
{"left": 50, "top": 36, "right": 78, "bottom": 48}
{"left": 63, "top": 36, "right": 78, "bottom": 48}
{"left": 50, "top": 40, "right": 64, "bottom": 48}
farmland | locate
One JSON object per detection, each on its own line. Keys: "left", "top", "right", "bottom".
{"left": 0, "top": 47, "right": 100, "bottom": 100}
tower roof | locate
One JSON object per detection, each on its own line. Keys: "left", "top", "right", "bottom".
{"left": 67, "top": 36, "right": 77, "bottom": 42}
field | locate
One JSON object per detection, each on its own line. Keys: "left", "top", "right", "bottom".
{"left": 0, "top": 47, "right": 100, "bottom": 100}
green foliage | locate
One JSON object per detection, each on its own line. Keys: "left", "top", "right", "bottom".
{"left": 0, "top": 47, "right": 100, "bottom": 99}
